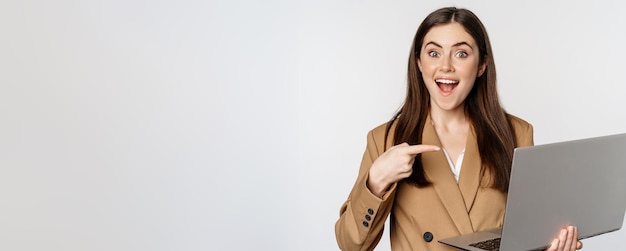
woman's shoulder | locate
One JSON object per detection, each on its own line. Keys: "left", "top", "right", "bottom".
{"left": 364, "top": 120, "right": 396, "bottom": 150}
{"left": 507, "top": 114, "right": 533, "bottom": 130}
{"left": 368, "top": 120, "right": 396, "bottom": 138}
{"left": 507, "top": 113, "right": 534, "bottom": 146}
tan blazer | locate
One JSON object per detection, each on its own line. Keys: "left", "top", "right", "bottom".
{"left": 335, "top": 115, "right": 533, "bottom": 251}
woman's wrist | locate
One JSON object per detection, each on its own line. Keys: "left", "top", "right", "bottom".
{"left": 367, "top": 174, "right": 389, "bottom": 198}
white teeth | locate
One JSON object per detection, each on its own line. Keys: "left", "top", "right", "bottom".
{"left": 435, "top": 79, "right": 459, "bottom": 84}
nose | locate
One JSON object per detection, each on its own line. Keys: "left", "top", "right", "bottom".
{"left": 440, "top": 55, "right": 454, "bottom": 72}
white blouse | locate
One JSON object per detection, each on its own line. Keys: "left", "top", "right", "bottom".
{"left": 442, "top": 148, "right": 465, "bottom": 182}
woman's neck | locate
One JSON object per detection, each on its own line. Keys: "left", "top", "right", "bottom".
{"left": 429, "top": 105, "right": 468, "bottom": 131}
{"left": 429, "top": 104, "right": 469, "bottom": 167}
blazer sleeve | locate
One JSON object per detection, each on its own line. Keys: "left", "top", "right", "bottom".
{"left": 335, "top": 128, "right": 397, "bottom": 251}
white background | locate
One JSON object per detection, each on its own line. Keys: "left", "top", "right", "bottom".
{"left": 1, "top": 0, "right": 625, "bottom": 250}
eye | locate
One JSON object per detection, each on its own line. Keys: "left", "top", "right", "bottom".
{"left": 455, "top": 51, "right": 468, "bottom": 58}
{"left": 428, "top": 51, "right": 439, "bottom": 57}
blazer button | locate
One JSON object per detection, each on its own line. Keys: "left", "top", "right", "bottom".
{"left": 423, "top": 232, "right": 433, "bottom": 242}
{"left": 365, "top": 215, "right": 371, "bottom": 221}
{"left": 362, "top": 221, "right": 369, "bottom": 227}
{"left": 367, "top": 208, "right": 374, "bottom": 215}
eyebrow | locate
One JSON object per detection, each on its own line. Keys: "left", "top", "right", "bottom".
{"left": 424, "top": 41, "right": 474, "bottom": 50}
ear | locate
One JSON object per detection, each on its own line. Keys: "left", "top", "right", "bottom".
{"left": 477, "top": 57, "right": 488, "bottom": 77}
{"left": 417, "top": 58, "right": 423, "bottom": 72}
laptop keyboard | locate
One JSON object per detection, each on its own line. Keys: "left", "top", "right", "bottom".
{"left": 468, "top": 237, "right": 500, "bottom": 251}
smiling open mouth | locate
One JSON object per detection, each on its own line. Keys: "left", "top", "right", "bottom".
{"left": 435, "top": 79, "right": 459, "bottom": 93}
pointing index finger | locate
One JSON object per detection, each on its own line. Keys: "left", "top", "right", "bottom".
{"left": 404, "top": 144, "right": 441, "bottom": 156}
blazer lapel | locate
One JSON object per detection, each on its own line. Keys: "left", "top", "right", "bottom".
{"left": 421, "top": 116, "right": 475, "bottom": 234}
{"left": 457, "top": 126, "right": 481, "bottom": 213}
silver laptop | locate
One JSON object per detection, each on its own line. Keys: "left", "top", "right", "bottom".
{"left": 439, "top": 133, "right": 626, "bottom": 251}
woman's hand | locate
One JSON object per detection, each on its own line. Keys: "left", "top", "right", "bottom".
{"left": 367, "top": 143, "right": 440, "bottom": 197}
{"left": 545, "top": 226, "right": 583, "bottom": 251}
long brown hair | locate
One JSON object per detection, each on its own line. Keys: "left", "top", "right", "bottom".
{"left": 385, "top": 7, "right": 517, "bottom": 192}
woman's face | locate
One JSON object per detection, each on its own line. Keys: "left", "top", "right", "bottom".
{"left": 417, "top": 22, "right": 486, "bottom": 112}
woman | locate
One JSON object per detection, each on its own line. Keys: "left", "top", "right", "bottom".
{"left": 335, "top": 7, "right": 582, "bottom": 251}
